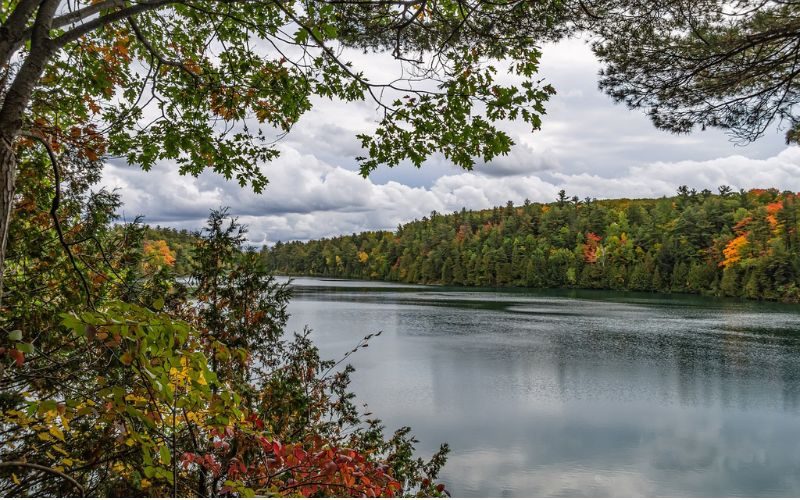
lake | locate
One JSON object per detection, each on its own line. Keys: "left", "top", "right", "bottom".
{"left": 283, "top": 277, "right": 800, "bottom": 497}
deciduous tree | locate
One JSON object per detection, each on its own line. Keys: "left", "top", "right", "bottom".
{"left": 0, "top": 0, "right": 566, "bottom": 299}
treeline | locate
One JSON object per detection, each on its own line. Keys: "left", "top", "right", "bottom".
{"left": 263, "top": 187, "right": 800, "bottom": 302}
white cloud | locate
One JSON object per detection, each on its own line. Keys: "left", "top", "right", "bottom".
{"left": 103, "top": 140, "right": 800, "bottom": 246}
{"left": 99, "top": 39, "right": 799, "bottom": 245}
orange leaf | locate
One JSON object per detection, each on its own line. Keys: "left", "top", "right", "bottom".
{"left": 120, "top": 351, "right": 133, "bottom": 365}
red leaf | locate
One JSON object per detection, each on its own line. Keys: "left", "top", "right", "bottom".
{"left": 10, "top": 349, "right": 24, "bottom": 367}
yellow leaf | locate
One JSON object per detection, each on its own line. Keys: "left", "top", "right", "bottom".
{"left": 37, "top": 432, "right": 52, "bottom": 441}
{"left": 141, "top": 479, "right": 151, "bottom": 488}
{"left": 53, "top": 444, "right": 69, "bottom": 456}
{"left": 11, "top": 473, "right": 20, "bottom": 485}
{"left": 49, "top": 426, "right": 65, "bottom": 442}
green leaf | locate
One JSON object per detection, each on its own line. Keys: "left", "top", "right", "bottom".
{"left": 16, "top": 342, "right": 33, "bottom": 354}
{"left": 294, "top": 28, "right": 309, "bottom": 44}
{"left": 8, "top": 330, "right": 22, "bottom": 341}
{"left": 152, "top": 297, "right": 165, "bottom": 311}
{"left": 39, "top": 400, "right": 58, "bottom": 413}
{"left": 323, "top": 24, "right": 337, "bottom": 38}
{"left": 159, "top": 445, "right": 171, "bottom": 465}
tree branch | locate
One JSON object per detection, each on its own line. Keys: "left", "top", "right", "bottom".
{"left": 128, "top": 17, "right": 201, "bottom": 82}
{"left": 53, "top": 0, "right": 174, "bottom": 48}
{"left": 0, "top": 0, "right": 59, "bottom": 140}
{"left": 19, "top": 131, "right": 93, "bottom": 308}
{"left": 0, "top": 461, "right": 85, "bottom": 496}
{"left": 0, "top": 0, "right": 43, "bottom": 65}
{"left": 51, "top": 0, "right": 128, "bottom": 31}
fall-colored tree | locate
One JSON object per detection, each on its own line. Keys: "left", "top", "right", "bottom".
{"left": 0, "top": 0, "right": 574, "bottom": 300}
{"left": 143, "top": 239, "right": 176, "bottom": 270}
{"left": 766, "top": 201, "right": 784, "bottom": 230}
{"left": 720, "top": 233, "right": 749, "bottom": 269}
{"left": 0, "top": 154, "right": 448, "bottom": 497}
{"left": 582, "top": 232, "right": 602, "bottom": 264}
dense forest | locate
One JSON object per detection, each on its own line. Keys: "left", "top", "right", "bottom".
{"left": 264, "top": 187, "right": 800, "bottom": 302}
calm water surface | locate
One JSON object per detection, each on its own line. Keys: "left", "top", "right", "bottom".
{"left": 283, "top": 277, "right": 800, "bottom": 497}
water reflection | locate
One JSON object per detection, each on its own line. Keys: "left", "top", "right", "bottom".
{"left": 284, "top": 279, "right": 800, "bottom": 496}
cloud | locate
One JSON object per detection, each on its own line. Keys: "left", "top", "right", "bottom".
{"left": 472, "top": 142, "right": 561, "bottom": 178}
{"left": 102, "top": 141, "right": 800, "bottom": 246}
{"left": 99, "top": 38, "right": 799, "bottom": 246}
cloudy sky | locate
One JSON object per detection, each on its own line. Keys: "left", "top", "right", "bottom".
{"left": 102, "top": 39, "right": 799, "bottom": 246}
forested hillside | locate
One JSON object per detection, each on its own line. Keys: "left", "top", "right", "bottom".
{"left": 264, "top": 187, "right": 800, "bottom": 302}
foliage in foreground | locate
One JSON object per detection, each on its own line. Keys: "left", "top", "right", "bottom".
{"left": 0, "top": 152, "right": 448, "bottom": 497}
{"left": 265, "top": 187, "right": 800, "bottom": 302}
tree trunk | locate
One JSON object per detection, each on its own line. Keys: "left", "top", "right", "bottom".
{"left": 0, "top": 138, "right": 17, "bottom": 308}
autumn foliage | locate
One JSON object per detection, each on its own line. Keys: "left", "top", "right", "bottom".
{"left": 0, "top": 155, "right": 448, "bottom": 498}
{"left": 181, "top": 435, "right": 403, "bottom": 497}
{"left": 143, "top": 239, "right": 176, "bottom": 269}
{"left": 582, "top": 232, "right": 602, "bottom": 264}
{"left": 720, "top": 233, "right": 749, "bottom": 269}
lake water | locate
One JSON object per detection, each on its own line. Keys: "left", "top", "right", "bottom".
{"left": 283, "top": 277, "right": 800, "bottom": 497}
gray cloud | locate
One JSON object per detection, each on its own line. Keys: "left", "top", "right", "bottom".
{"left": 100, "top": 39, "right": 798, "bottom": 246}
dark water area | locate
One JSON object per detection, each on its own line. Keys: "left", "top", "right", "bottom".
{"left": 283, "top": 277, "right": 800, "bottom": 497}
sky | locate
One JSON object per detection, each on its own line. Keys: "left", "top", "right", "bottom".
{"left": 101, "top": 39, "right": 800, "bottom": 247}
